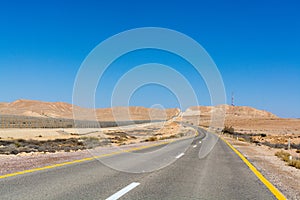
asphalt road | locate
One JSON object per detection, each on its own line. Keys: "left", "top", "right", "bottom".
{"left": 0, "top": 128, "right": 277, "bottom": 200}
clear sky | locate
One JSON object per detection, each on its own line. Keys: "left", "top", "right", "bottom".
{"left": 0, "top": 0, "right": 299, "bottom": 118}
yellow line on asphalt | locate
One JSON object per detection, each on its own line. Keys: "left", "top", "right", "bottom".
{"left": 220, "top": 137, "right": 286, "bottom": 200}
{"left": 0, "top": 141, "right": 170, "bottom": 179}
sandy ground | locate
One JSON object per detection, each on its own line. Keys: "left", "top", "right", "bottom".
{"left": 222, "top": 135, "right": 300, "bottom": 200}
{"left": 184, "top": 116, "right": 300, "bottom": 135}
{"left": 0, "top": 121, "right": 193, "bottom": 143}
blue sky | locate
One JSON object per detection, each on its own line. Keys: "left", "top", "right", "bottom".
{"left": 0, "top": 0, "right": 299, "bottom": 118}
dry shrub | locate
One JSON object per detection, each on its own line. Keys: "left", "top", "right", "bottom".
{"left": 275, "top": 150, "right": 290, "bottom": 162}
{"left": 145, "top": 136, "right": 158, "bottom": 142}
{"left": 222, "top": 126, "right": 234, "bottom": 134}
{"left": 288, "top": 159, "right": 300, "bottom": 169}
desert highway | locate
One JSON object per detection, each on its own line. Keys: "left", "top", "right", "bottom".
{"left": 0, "top": 127, "right": 279, "bottom": 200}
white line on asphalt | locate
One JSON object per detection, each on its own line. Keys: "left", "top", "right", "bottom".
{"left": 105, "top": 182, "right": 140, "bottom": 200}
{"left": 193, "top": 145, "right": 197, "bottom": 148}
{"left": 176, "top": 153, "right": 184, "bottom": 159}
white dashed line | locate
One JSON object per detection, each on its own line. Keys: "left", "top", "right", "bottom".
{"left": 193, "top": 145, "right": 197, "bottom": 148}
{"left": 106, "top": 182, "right": 140, "bottom": 200}
{"left": 176, "top": 153, "right": 184, "bottom": 159}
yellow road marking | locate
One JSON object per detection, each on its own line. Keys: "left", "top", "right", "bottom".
{"left": 220, "top": 136, "right": 286, "bottom": 200}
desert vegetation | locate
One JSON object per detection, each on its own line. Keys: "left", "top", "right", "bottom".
{"left": 0, "top": 137, "right": 110, "bottom": 155}
{"left": 222, "top": 126, "right": 235, "bottom": 134}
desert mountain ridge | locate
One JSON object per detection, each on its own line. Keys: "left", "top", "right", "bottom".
{"left": 186, "top": 105, "right": 278, "bottom": 119}
{"left": 0, "top": 99, "right": 180, "bottom": 121}
{"left": 0, "top": 99, "right": 279, "bottom": 121}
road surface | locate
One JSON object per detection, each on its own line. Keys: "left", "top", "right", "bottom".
{"left": 0, "top": 128, "right": 277, "bottom": 200}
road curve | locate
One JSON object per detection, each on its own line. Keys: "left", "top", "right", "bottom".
{"left": 0, "top": 128, "right": 277, "bottom": 200}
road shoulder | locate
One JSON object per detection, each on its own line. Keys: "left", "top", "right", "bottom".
{"left": 221, "top": 135, "right": 300, "bottom": 200}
